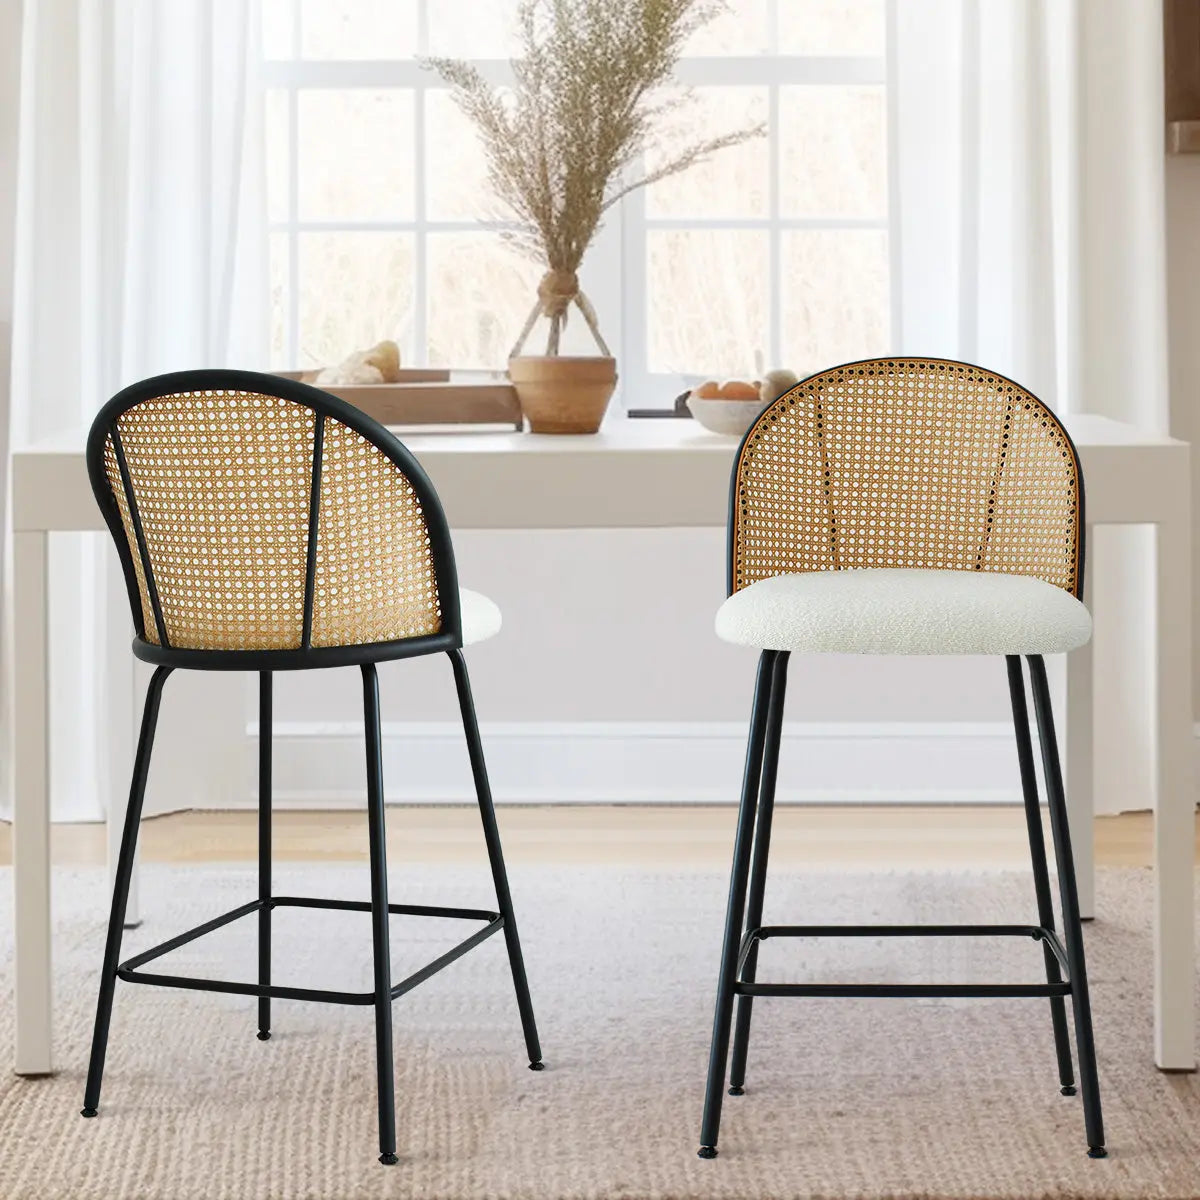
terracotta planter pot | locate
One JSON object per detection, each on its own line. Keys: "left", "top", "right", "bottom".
{"left": 508, "top": 356, "right": 618, "bottom": 434}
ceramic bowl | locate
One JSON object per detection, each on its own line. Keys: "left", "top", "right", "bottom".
{"left": 686, "top": 393, "right": 769, "bottom": 437}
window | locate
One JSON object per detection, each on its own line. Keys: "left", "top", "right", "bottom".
{"left": 263, "top": 0, "right": 893, "bottom": 408}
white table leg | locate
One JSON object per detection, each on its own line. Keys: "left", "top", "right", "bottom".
{"left": 1065, "top": 550, "right": 1095, "bottom": 920}
{"left": 13, "top": 531, "right": 52, "bottom": 1075}
{"left": 1153, "top": 514, "right": 1196, "bottom": 1071}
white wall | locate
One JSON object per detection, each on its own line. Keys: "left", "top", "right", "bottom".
{"left": 61, "top": 162, "right": 1200, "bottom": 825}
{"left": 0, "top": 3, "right": 20, "bottom": 820}
{"left": 81, "top": 148, "right": 1200, "bottom": 819}
{"left": 131, "top": 525, "right": 1041, "bottom": 817}
{"left": 274, "top": 528, "right": 1015, "bottom": 726}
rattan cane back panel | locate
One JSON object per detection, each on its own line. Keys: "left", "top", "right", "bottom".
{"left": 308, "top": 417, "right": 441, "bottom": 648}
{"left": 104, "top": 391, "right": 317, "bottom": 649}
{"left": 100, "top": 388, "right": 444, "bottom": 652}
{"left": 103, "top": 434, "right": 156, "bottom": 641}
{"left": 732, "top": 359, "right": 1082, "bottom": 597}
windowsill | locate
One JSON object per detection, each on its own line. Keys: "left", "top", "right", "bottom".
{"left": 1168, "top": 120, "right": 1200, "bottom": 153}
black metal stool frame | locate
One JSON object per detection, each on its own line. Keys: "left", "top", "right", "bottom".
{"left": 80, "top": 370, "right": 543, "bottom": 1167}
{"left": 699, "top": 361, "right": 1104, "bottom": 1160}
{"left": 697, "top": 652, "right": 1104, "bottom": 1160}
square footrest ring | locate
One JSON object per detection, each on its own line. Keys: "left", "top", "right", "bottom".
{"left": 735, "top": 922, "right": 1072, "bottom": 999}
{"left": 116, "top": 895, "right": 503, "bottom": 1005}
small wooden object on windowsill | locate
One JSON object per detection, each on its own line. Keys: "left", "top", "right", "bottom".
{"left": 1165, "top": 0, "right": 1200, "bottom": 153}
{"left": 1168, "top": 121, "right": 1200, "bottom": 154}
{"left": 276, "top": 369, "right": 523, "bottom": 431}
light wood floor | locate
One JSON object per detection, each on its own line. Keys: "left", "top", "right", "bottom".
{"left": 0, "top": 807, "right": 1193, "bottom": 870}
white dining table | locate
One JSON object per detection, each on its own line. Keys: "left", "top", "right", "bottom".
{"left": 7, "top": 413, "right": 1196, "bottom": 1076}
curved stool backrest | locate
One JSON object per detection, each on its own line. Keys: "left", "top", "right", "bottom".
{"left": 87, "top": 369, "right": 461, "bottom": 660}
{"left": 729, "top": 357, "right": 1084, "bottom": 598}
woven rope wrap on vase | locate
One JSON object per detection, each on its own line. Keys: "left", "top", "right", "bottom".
{"left": 103, "top": 388, "right": 442, "bottom": 651}
{"left": 508, "top": 269, "right": 612, "bottom": 360}
{"left": 730, "top": 358, "right": 1083, "bottom": 597}
{"left": 537, "top": 269, "right": 578, "bottom": 319}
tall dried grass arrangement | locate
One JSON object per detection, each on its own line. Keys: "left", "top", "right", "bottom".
{"left": 426, "top": 0, "right": 764, "bottom": 358}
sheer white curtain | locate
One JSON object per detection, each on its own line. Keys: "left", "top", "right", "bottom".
{"left": 12, "top": 0, "right": 266, "bottom": 436}
{"left": 893, "top": 0, "right": 1168, "bottom": 424}
{"left": 891, "top": 0, "right": 1169, "bottom": 814}
{"left": 0, "top": 5, "right": 23, "bottom": 827}
{"left": 2, "top": 0, "right": 266, "bottom": 821}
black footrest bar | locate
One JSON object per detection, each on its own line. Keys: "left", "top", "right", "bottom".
{"left": 734, "top": 921, "right": 1073, "bottom": 999}
{"left": 756, "top": 922, "right": 1052, "bottom": 939}
{"left": 115, "top": 895, "right": 503, "bottom": 1007}
{"left": 270, "top": 896, "right": 501, "bottom": 924}
{"left": 121, "top": 899, "right": 261, "bottom": 971}
{"left": 736, "top": 980, "right": 1073, "bottom": 999}
{"left": 389, "top": 918, "right": 502, "bottom": 1000}
{"left": 114, "top": 966, "right": 375, "bottom": 1005}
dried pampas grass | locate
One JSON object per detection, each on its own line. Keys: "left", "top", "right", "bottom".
{"left": 426, "top": 0, "right": 764, "bottom": 356}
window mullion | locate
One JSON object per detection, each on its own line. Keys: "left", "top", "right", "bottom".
{"left": 642, "top": 217, "right": 888, "bottom": 231}
{"left": 885, "top": 0, "right": 903, "bottom": 352}
{"left": 621, "top": 163, "right": 650, "bottom": 409}
{"left": 414, "top": 2, "right": 432, "bottom": 367}
{"left": 287, "top": 82, "right": 300, "bottom": 368}
{"left": 416, "top": 0, "right": 429, "bottom": 54}
{"left": 413, "top": 85, "right": 428, "bottom": 367}
{"left": 285, "top": 0, "right": 300, "bottom": 366}
{"left": 768, "top": 81, "right": 782, "bottom": 371}
{"left": 768, "top": 0, "right": 782, "bottom": 370}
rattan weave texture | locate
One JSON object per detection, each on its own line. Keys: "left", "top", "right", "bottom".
{"left": 102, "top": 389, "right": 441, "bottom": 651}
{"left": 309, "top": 416, "right": 441, "bottom": 648}
{"left": 732, "top": 359, "right": 1082, "bottom": 597}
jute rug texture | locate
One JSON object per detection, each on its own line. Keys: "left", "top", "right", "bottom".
{"left": 0, "top": 863, "right": 1197, "bottom": 1199}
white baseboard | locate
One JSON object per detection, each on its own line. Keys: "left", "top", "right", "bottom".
{"left": 232, "top": 720, "right": 1025, "bottom": 809}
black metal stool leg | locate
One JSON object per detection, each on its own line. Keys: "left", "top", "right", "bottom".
{"left": 257, "top": 671, "right": 273, "bottom": 1041}
{"left": 698, "top": 650, "right": 775, "bottom": 1159}
{"left": 728, "top": 651, "right": 789, "bottom": 1095}
{"left": 1005, "top": 656, "right": 1074, "bottom": 1093}
{"left": 1027, "top": 655, "right": 1106, "bottom": 1158}
{"left": 82, "top": 665, "right": 172, "bottom": 1118}
{"left": 362, "top": 664, "right": 398, "bottom": 1166}
{"left": 448, "top": 650, "right": 544, "bottom": 1069}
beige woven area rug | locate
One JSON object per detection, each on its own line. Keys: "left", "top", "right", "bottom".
{"left": 0, "top": 862, "right": 1198, "bottom": 1200}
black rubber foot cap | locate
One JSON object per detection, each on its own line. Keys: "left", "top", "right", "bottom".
{"left": 1061, "top": 1085, "right": 1077, "bottom": 1096}
{"left": 81, "top": 1108, "right": 97, "bottom": 1119}
{"left": 697, "top": 1147, "right": 718, "bottom": 1159}
{"left": 257, "top": 1031, "right": 271, "bottom": 1041}
{"left": 379, "top": 1153, "right": 398, "bottom": 1166}
{"left": 728, "top": 1085, "right": 745, "bottom": 1096}
{"left": 529, "top": 1061, "right": 545, "bottom": 1072}
{"left": 1088, "top": 1147, "right": 1108, "bottom": 1159}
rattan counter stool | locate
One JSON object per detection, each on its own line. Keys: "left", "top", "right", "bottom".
{"left": 698, "top": 358, "right": 1105, "bottom": 1161}
{"left": 80, "top": 369, "right": 542, "bottom": 1166}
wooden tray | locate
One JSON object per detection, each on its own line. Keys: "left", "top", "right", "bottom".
{"left": 276, "top": 370, "right": 523, "bottom": 430}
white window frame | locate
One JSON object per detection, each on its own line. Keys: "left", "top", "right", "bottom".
{"left": 262, "top": 1, "right": 896, "bottom": 413}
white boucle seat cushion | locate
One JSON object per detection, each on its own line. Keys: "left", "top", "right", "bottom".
{"left": 715, "top": 568, "right": 1091, "bottom": 656}
{"left": 460, "top": 588, "right": 502, "bottom": 646}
